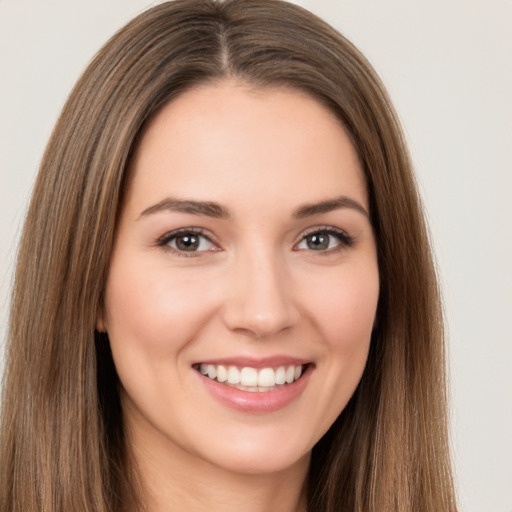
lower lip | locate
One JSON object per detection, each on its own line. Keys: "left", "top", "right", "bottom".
{"left": 196, "top": 365, "right": 313, "bottom": 413}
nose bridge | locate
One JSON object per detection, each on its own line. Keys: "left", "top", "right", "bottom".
{"left": 222, "top": 241, "right": 298, "bottom": 337}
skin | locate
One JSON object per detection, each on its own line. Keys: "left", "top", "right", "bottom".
{"left": 99, "top": 81, "right": 379, "bottom": 512}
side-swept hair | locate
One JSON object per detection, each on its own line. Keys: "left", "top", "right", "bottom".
{"left": 1, "top": 1, "right": 457, "bottom": 511}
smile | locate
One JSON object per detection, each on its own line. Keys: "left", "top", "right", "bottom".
{"left": 193, "top": 359, "right": 313, "bottom": 413}
{"left": 195, "top": 363, "right": 305, "bottom": 392}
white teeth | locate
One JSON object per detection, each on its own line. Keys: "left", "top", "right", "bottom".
{"left": 207, "top": 364, "right": 217, "bottom": 379}
{"left": 198, "top": 363, "right": 305, "bottom": 390}
{"left": 240, "top": 367, "right": 258, "bottom": 387}
{"left": 216, "top": 365, "right": 228, "bottom": 383}
{"left": 227, "top": 366, "right": 240, "bottom": 384}
{"left": 258, "top": 367, "right": 275, "bottom": 387}
{"left": 275, "top": 366, "right": 286, "bottom": 385}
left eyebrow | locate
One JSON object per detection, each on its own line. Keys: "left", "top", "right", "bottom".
{"left": 293, "top": 196, "right": 369, "bottom": 219}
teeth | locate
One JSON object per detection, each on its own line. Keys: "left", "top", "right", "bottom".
{"left": 216, "top": 365, "right": 228, "bottom": 383}
{"left": 198, "top": 364, "right": 305, "bottom": 391}
{"left": 207, "top": 365, "right": 217, "bottom": 379}
{"left": 227, "top": 366, "right": 240, "bottom": 384}
{"left": 240, "top": 367, "right": 258, "bottom": 387}
{"left": 275, "top": 366, "right": 286, "bottom": 385}
{"left": 258, "top": 368, "right": 275, "bottom": 387}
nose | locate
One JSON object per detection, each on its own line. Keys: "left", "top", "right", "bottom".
{"left": 221, "top": 248, "right": 300, "bottom": 339}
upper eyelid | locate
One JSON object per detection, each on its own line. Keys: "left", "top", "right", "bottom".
{"left": 297, "top": 225, "right": 351, "bottom": 240}
{"left": 156, "top": 224, "right": 353, "bottom": 248}
{"left": 300, "top": 225, "right": 346, "bottom": 234}
{"left": 294, "top": 225, "right": 355, "bottom": 250}
{"left": 157, "top": 227, "right": 218, "bottom": 246}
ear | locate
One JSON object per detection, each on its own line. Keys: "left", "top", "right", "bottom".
{"left": 96, "top": 305, "right": 108, "bottom": 333}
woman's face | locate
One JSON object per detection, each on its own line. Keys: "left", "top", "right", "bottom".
{"left": 101, "top": 82, "right": 379, "bottom": 476}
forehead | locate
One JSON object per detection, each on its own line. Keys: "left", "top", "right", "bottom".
{"left": 124, "top": 81, "right": 367, "bottom": 217}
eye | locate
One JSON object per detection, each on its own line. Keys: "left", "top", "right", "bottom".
{"left": 295, "top": 227, "right": 354, "bottom": 252}
{"left": 158, "top": 229, "right": 217, "bottom": 254}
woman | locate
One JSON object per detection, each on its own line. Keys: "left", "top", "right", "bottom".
{"left": 0, "top": 0, "right": 458, "bottom": 511}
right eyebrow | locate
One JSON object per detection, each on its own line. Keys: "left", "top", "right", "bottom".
{"left": 138, "top": 198, "right": 231, "bottom": 220}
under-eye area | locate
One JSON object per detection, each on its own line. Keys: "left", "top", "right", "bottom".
{"left": 193, "top": 363, "right": 312, "bottom": 392}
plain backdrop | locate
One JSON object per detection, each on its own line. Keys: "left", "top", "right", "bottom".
{"left": 0, "top": 1, "right": 511, "bottom": 511}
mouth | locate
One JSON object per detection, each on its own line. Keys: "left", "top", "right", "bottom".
{"left": 192, "top": 363, "right": 309, "bottom": 393}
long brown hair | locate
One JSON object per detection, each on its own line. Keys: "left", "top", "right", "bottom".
{"left": 0, "top": 1, "right": 457, "bottom": 510}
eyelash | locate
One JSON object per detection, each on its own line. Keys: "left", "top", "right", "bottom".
{"left": 294, "top": 226, "right": 355, "bottom": 254}
{"left": 156, "top": 226, "right": 355, "bottom": 257}
{"left": 156, "top": 227, "right": 218, "bottom": 257}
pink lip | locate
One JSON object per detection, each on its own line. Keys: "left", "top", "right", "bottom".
{"left": 192, "top": 355, "right": 311, "bottom": 369}
{"left": 194, "top": 363, "right": 313, "bottom": 414}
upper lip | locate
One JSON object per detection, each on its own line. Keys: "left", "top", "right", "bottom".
{"left": 192, "top": 356, "right": 312, "bottom": 369}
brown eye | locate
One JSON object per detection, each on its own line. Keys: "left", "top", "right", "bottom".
{"left": 175, "top": 234, "right": 200, "bottom": 251}
{"left": 305, "top": 233, "right": 330, "bottom": 250}
{"left": 162, "top": 230, "right": 216, "bottom": 253}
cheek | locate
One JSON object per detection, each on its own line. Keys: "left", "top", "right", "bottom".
{"left": 102, "top": 259, "right": 223, "bottom": 426}
{"left": 291, "top": 261, "right": 379, "bottom": 441}
{"left": 310, "top": 265, "right": 379, "bottom": 351}
{"left": 103, "top": 257, "right": 218, "bottom": 358}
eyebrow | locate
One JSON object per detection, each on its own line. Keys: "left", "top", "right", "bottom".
{"left": 292, "top": 196, "right": 369, "bottom": 219}
{"left": 138, "top": 195, "right": 368, "bottom": 220}
{"left": 139, "top": 198, "right": 231, "bottom": 219}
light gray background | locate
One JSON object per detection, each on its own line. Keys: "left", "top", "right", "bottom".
{"left": 1, "top": 1, "right": 511, "bottom": 510}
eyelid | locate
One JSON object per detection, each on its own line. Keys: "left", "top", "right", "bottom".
{"left": 294, "top": 225, "right": 355, "bottom": 251}
{"left": 156, "top": 225, "right": 354, "bottom": 256}
{"left": 156, "top": 227, "right": 220, "bottom": 256}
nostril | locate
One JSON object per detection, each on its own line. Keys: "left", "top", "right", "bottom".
{"left": 221, "top": 299, "right": 300, "bottom": 339}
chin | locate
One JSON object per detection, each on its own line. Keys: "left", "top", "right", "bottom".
{"left": 180, "top": 420, "right": 315, "bottom": 476}
{"left": 205, "top": 441, "right": 311, "bottom": 476}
